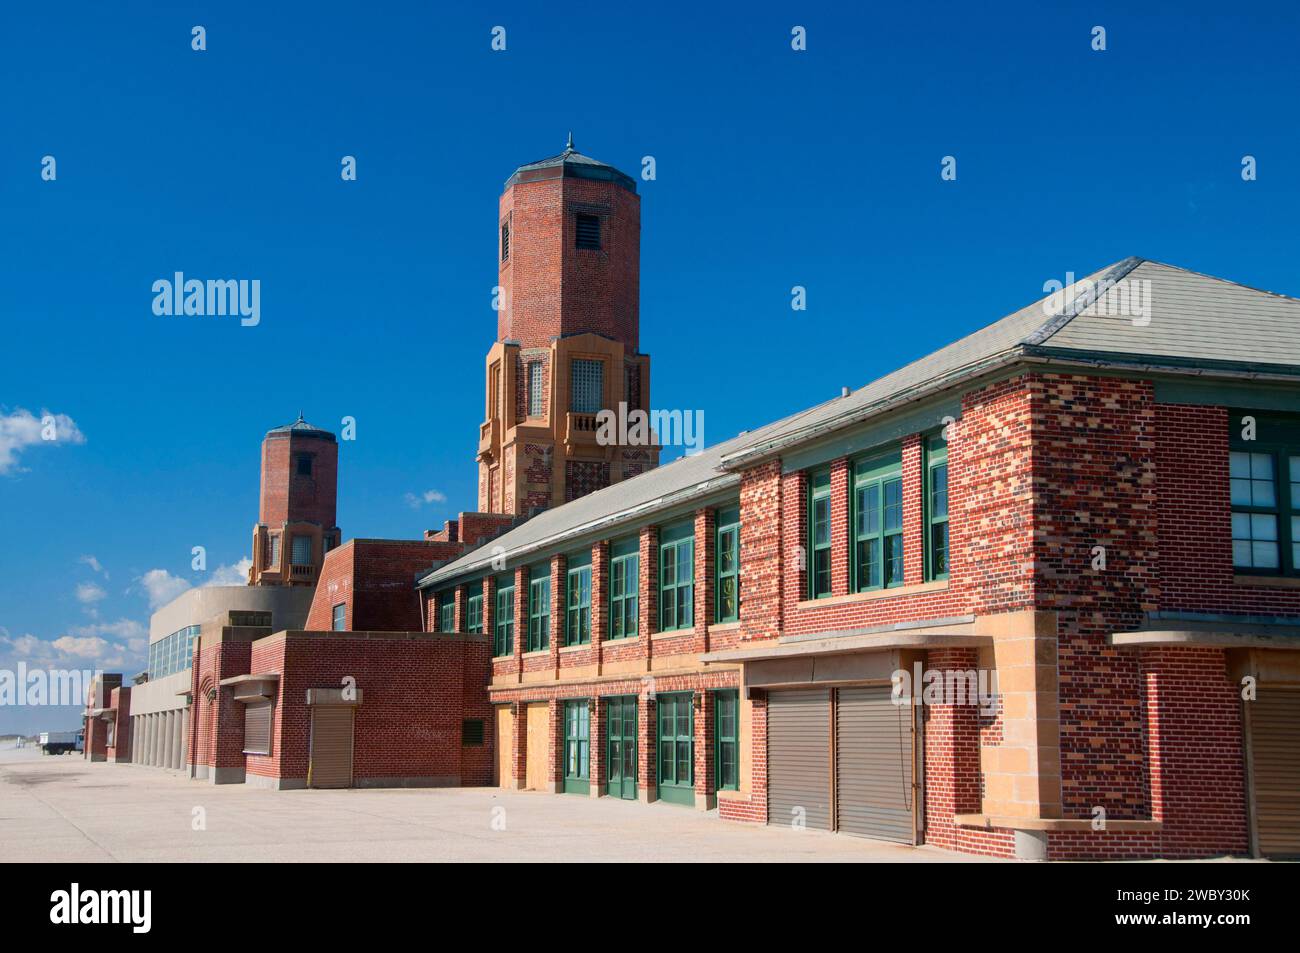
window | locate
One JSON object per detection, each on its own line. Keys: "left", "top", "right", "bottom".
{"left": 659, "top": 522, "right": 694, "bottom": 631}
{"left": 715, "top": 506, "right": 741, "bottom": 623}
{"left": 528, "top": 361, "right": 543, "bottom": 417}
{"left": 565, "top": 553, "right": 592, "bottom": 645}
{"left": 1230, "top": 440, "right": 1300, "bottom": 575}
{"left": 808, "top": 470, "right": 832, "bottom": 598}
{"left": 609, "top": 538, "right": 639, "bottom": 639}
{"left": 267, "top": 533, "right": 281, "bottom": 569}
{"left": 528, "top": 572, "right": 551, "bottom": 652}
{"left": 926, "top": 437, "right": 950, "bottom": 580}
{"left": 466, "top": 584, "right": 484, "bottom": 634}
{"left": 575, "top": 213, "right": 601, "bottom": 250}
{"left": 331, "top": 603, "right": 346, "bottom": 631}
{"left": 462, "top": 719, "right": 485, "bottom": 746}
{"left": 715, "top": 690, "right": 739, "bottom": 791}
{"left": 563, "top": 700, "right": 590, "bottom": 794}
{"left": 853, "top": 452, "right": 905, "bottom": 591}
{"left": 570, "top": 359, "right": 604, "bottom": 414}
{"left": 243, "top": 701, "right": 272, "bottom": 756}
{"left": 494, "top": 579, "right": 515, "bottom": 657}
{"left": 500, "top": 220, "right": 510, "bottom": 262}
{"left": 439, "top": 593, "right": 455, "bottom": 633}
{"left": 657, "top": 692, "right": 694, "bottom": 805}
{"left": 296, "top": 453, "right": 312, "bottom": 476}
{"left": 291, "top": 535, "right": 312, "bottom": 567}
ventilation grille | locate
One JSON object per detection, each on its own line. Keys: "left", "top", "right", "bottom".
{"left": 575, "top": 214, "right": 601, "bottom": 250}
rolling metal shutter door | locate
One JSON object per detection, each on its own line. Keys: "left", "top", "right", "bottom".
{"left": 308, "top": 706, "right": 354, "bottom": 789}
{"left": 1250, "top": 686, "right": 1300, "bottom": 858}
{"left": 767, "top": 689, "right": 831, "bottom": 830}
{"left": 835, "top": 686, "right": 915, "bottom": 844}
{"left": 243, "top": 701, "right": 272, "bottom": 755}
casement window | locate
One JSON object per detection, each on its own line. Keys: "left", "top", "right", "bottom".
{"left": 528, "top": 572, "right": 551, "bottom": 652}
{"left": 291, "top": 535, "right": 312, "bottom": 567}
{"left": 462, "top": 719, "right": 485, "bottom": 746}
{"left": 439, "top": 593, "right": 455, "bottom": 633}
{"left": 853, "top": 452, "right": 904, "bottom": 591}
{"left": 528, "top": 361, "right": 543, "bottom": 417}
{"left": 659, "top": 521, "right": 694, "bottom": 631}
{"left": 609, "top": 537, "right": 639, "bottom": 640}
{"left": 243, "top": 701, "right": 272, "bottom": 756}
{"left": 714, "top": 690, "right": 739, "bottom": 791}
{"left": 925, "top": 436, "right": 950, "bottom": 581}
{"left": 1230, "top": 418, "right": 1300, "bottom": 576}
{"left": 500, "top": 220, "right": 510, "bottom": 262}
{"left": 808, "top": 470, "right": 832, "bottom": 598}
{"left": 575, "top": 213, "right": 601, "bottom": 250}
{"left": 331, "top": 603, "right": 346, "bottom": 631}
{"left": 715, "top": 505, "right": 741, "bottom": 623}
{"left": 563, "top": 700, "right": 591, "bottom": 794}
{"left": 494, "top": 579, "right": 515, "bottom": 657}
{"left": 565, "top": 552, "right": 592, "bottom": 645}
{"left": 466, "top": 585, "right": 484, "bottom": 634}
{"left": 656, "top": 692, "right": 694, "bottom": 804}
{"left": 570, "top": 359, "right": 604, "bottom": 414}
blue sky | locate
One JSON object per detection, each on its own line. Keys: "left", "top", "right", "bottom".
{"left": 2, "top": 1, "right": 1298, "bottom": 733}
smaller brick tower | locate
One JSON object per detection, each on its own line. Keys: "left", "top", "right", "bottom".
{"left": 249, "top": 415, "right": 341, "bottom": 587}
{"left": 478, "top": 135, "right": 658, "bottom": 515}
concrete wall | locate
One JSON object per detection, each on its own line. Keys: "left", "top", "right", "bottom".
{"left": 150, "top": 585, "right": 315, "bottom": 644}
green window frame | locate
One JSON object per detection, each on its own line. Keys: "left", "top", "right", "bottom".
{"left": 714, "top": 689, "right": 739, "bottom": 791}
{"left": 466, "top": 583, "right": 484, "bottom": 634}
{"left": 438, "top": 592, "right": 454, "bottom": 633}
{"left": 608, "top": 537, "right": 639, "bottom": 640}
{"left": 656, "top": 692, "right": 695, "bottom": 806}
{"left": 715, "top": 505, "right": 741, "bottom": 623}
{"left": 1230, "top": 416, "right": 1300, "bottom": 576}
{"left": 565, "top": 552, "right": 592, "bottom": 646}
{"left": 658, "top": 521, "right": 695, "bottom": 631}
{"left": 808, "top": 470, "right": 832, "bottom": 598}
{"left": 527, "top": 571, "right": 550, "bottom": 652}
{"left": 494, "top": 579, "right": 515, "bottom": 657}
{"left": 852, "top": 452, "right": 904, "bottom": 591}
{"left": 563, "top": 699, "right": 590, "bottom": 794}
{"left": 925, "top": 435, "right": 950, "bottom": 581}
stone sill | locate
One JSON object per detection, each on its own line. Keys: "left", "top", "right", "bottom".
{"left": 796, "top": 579, "right": 949, "bottom": 611}
{"left": 709, "top": 622, "right": 741, "bottom": 634}
{"left": 1234, "top": 574, "right": 1300, "bottom": 589}
{"left": 954, "top": 813, "right": 1162, "bottom": 833}
{"left": 522, "top": 649, "right": 550, "bottom": 659}
{"left": 559, "top": 644, "right": 593, "bottom": 655}
{"left": 651, "top": 627, "right": 696, "bottom": 641}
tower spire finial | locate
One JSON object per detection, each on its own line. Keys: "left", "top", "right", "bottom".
{"left": 565, "top": 131, "right": 574, "bottom": 152}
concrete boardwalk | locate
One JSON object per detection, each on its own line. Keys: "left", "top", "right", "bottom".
{"left": 0, "top": 748, "right": 988, "bottom": 863}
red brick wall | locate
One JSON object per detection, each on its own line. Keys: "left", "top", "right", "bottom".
{"left": 259, "top": 431, "right": 338, "bottom": 528}
{"left": 244, "top": 632, "right": 494, "bottom": 786}
{"left": 307, "top": 539, "right": 464, "bottom": 632}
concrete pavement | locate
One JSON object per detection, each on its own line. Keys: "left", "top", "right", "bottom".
{"left": 0, "top": 746, "right": 989, "bottom": 863}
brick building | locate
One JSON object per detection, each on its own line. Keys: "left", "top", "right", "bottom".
{"left": 420, "top": 255, "right": 1300, "bottom": 860}
{"left": 83, "top": 141, "right": 1300, "bottom": 861}
{"left": 479, "top": 136, "right": 659, "bottom": 515}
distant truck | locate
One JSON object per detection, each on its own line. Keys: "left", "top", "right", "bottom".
{"left": 38, "top": 730, "right": 83, "bottom": 755}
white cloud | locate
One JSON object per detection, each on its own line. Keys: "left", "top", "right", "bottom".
{"left": 137, "top": 569, "right": 192, "bottom": 609}
{"left": 0, "top": 408, "right": 85, "bottom": 475}
{"left": 79, "top": 555, "right": 108, "bottom": 578}
{"left": 75, "top": 581, "right": 107, "bottom": 605}
{"left": 205, "top": 558, "right": 252, "bottom": 587}
{"left": 49, "top": 635, "right": 108, "bottom": 659}
{"left": 404, "top": 489, "right": 447, "bottom": 509}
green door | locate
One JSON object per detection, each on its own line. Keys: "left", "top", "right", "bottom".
{"left": 563, "top": 700, "right": 590, "bottom": 795}
{"left": 606, "top": 696, "right": 637, "bottom": 800}
{"left": 656, "top": 692, "right": 695, "bottom": 806}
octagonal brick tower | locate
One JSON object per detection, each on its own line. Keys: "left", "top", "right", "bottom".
{"left": 478, "top": 135, "right": 657, "bottom": 515}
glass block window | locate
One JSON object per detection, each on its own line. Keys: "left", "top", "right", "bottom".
{"left": 528, "top": 361, "right": 543, "bottom": 417}
{"left": 291, "top": 535, "right": 312, "bottom": 566}
{"left": 570, "top": 359, "right": 603, "bottom": 414}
